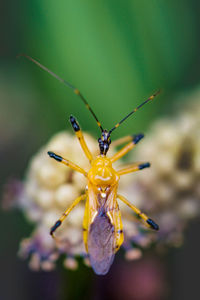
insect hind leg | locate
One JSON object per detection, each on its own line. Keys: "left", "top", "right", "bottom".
{"left": 50, "top": 194, "right": 86, "bottom": 238}
{"left": 117, "top": 194, "right": 159, "bottom": 230}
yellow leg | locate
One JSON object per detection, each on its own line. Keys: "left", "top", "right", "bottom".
{"left": 48, "top": 151, "right": 87, "bottom": 176}
{"left": 117, "top": 162, "right": 150, "bottom": 176}
{"left": 70, "top": 116, "right": 93, "bottom": 162}
{"left": 117, "top": 194, "right": 159, "bottom": 230}
{"left": 111, "top": 135, "right": 133, "bottom": 148}
{"left": 50, "top": 194, "right": 86, "bottom": 237}
{"left": 110, "top": 134, "right": 144, "bottom": 163}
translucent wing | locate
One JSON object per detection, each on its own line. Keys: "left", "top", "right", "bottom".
{"left": 88, "top": 211, "right": 115, "bottom": 275}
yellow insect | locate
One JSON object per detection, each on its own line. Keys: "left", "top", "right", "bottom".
{"left": 19, "top": 54, "right": 160, "bottom": 275}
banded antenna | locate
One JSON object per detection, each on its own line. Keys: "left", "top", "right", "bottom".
{"left": 109, "top": 90, "right": 160, "bottom": 135}
{"left": 17, "top": 54, "right": 104, "bottom": 132}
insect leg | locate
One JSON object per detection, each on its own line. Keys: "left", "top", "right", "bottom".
{"left": 111, "top": 134, "right": 142, "bottom": 147}
{"left": 117, "top": 162, "right": 150, "bottom": 176}
{"left": 50, "top": 194, "right": 86, "bottom": 238}
{"left": 48, "top": 151, "right": 87, "bottom": 176}
{"left": 117, "top": 194, "right": 159, "bottom": 230}
{"left": 69, "top": 115, "right": 93, "bottom": 162}
{"left": 110, "top": 134, "right": 144, "bottom": 163}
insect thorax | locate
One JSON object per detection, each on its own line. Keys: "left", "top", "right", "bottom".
{"left": 87, "top": 156, "right": 119, "bottom": 188}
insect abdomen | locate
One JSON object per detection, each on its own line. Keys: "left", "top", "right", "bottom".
{"left": 88, "top": 211, "right": 115, "bottom": 275}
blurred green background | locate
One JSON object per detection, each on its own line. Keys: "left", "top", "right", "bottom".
{"left": 1, "top": 0, "right": 200, "bottom": 299}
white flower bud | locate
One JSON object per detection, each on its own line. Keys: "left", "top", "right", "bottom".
{"left": 37, "top": 163, "right": 67, "bottom": 188}
{"left": 55, "top": 184, "right": 79, "bottom": 208}
{"left": 35, "top": 188, "right": 54, "bottom": 208}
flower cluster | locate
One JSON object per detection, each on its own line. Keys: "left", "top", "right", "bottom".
{"left": 131, "top": 95, "right": 200, "bottom": 250}
{"left": 4, "top": 93, "right": 200, "bottom": 271}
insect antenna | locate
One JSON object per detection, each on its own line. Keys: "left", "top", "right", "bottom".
{"left": 17, "top": 54, "right": 104, "bottom": 132}
{"left": 109, "top": 90, "right": 160, "bottom": 135}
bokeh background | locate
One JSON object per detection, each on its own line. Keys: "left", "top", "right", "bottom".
{"left": 1, "top": 1, "right": 200, "bottom": 299}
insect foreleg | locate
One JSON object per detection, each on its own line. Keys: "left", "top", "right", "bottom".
{"left": 110, "top": 134, "right": 144, "bottom": 163}
{"left": 69, "top": 115, "right": 93, "bottom": 162}
{"left": 48, "top": 151, "right": 87, "bottom": 176}
{"left": 117, "top": 162, "right": 150, "bottom": 176}
{"left": 50, "top": 194, "right": 86, "bottom": 237}
{"left": 117, "top": 194, "right": 159, "bottom": 230}
{"left": 111, "top": 135, "right": 133, "bottom": 148}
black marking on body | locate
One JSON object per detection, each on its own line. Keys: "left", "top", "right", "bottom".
{"left": 88, "top": 211, "right": 115, "bottom": 275}
{"left": 146, "top": 218, "right": 159, "bottom": 231}
{"left": 50, "top": 220, "right": 61, "bottom": 235}
{"left": 132, "top": 133, "right": 144, "bottom": 144}
{"left": 48, "top": 151, "right": 62, "bottom": 162}
{"left": 70, "top": 115, "right": 80, "bottom": 132}
{"left": 139, "top": 162, "right": 150, "bottom": 170}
